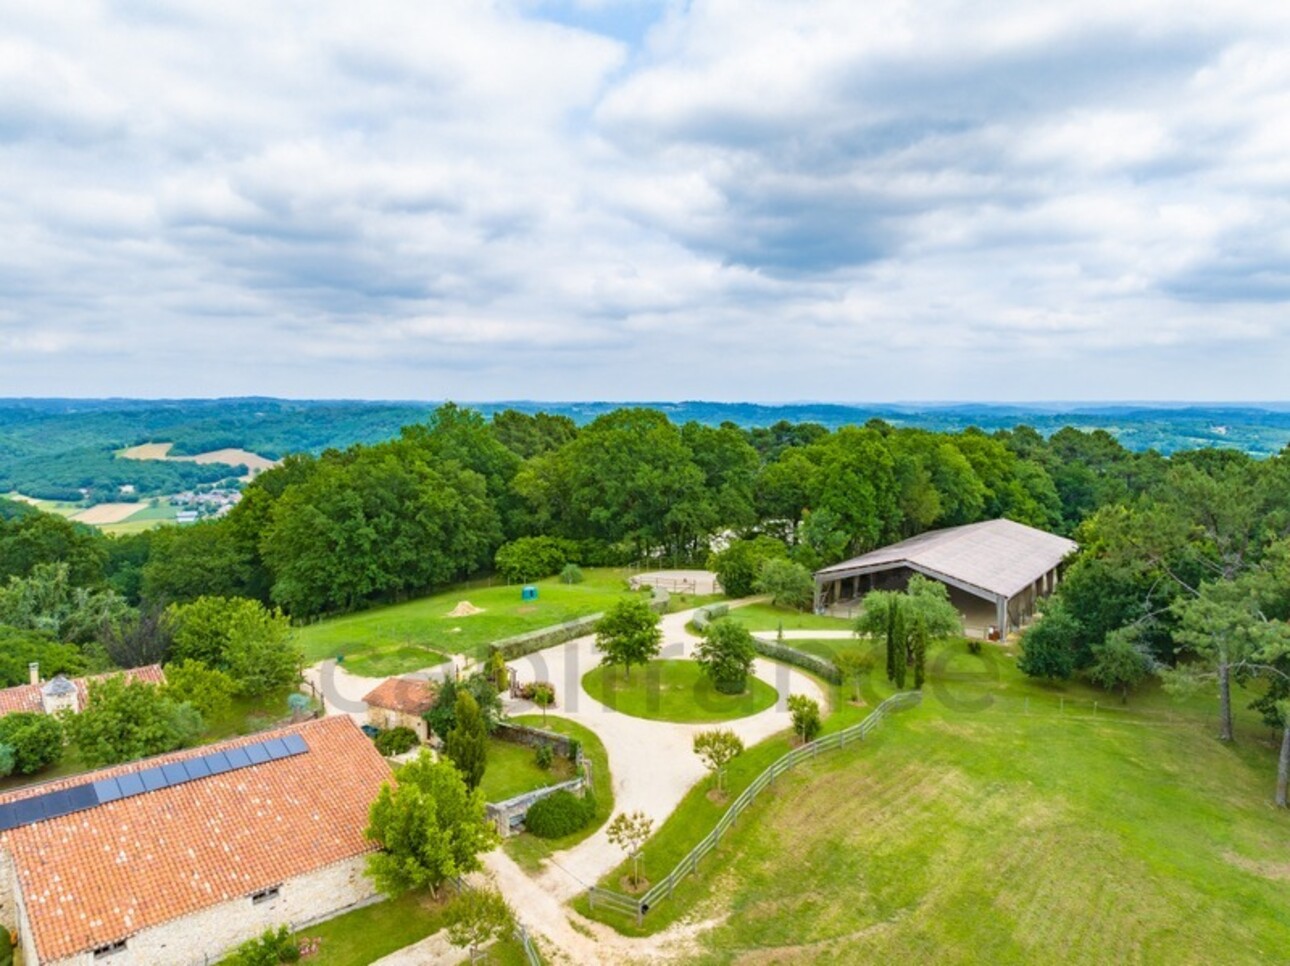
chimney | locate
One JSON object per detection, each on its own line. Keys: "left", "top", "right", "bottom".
{"left": 29, "top": 661, "right": 40, "bottom": 686}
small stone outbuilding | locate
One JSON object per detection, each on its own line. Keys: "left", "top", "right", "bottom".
{"left": 362, "top": 677, "right": 438, "bottom": 742}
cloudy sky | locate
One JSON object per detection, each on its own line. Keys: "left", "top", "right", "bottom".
{"left": 2, "top": 0, "right": 1289, "bottom": 401}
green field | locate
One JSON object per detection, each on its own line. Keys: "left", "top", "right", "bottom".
{"left": 721, "top": 602, "right": 853, "bottom": 633}
{"left": 503, "top": 715, "right": 614, "bottom": 872}
{"left": 582, "top": 659, "right": 778, "bottom": 723}
{"left": 296, "top": 569, "right": 645, "bottom": 673}
{"left": 479, "top": 735, "right": 576, "bottom": 804}
{"left": 581, "top": 643, "right": 1289, "bottom": 964}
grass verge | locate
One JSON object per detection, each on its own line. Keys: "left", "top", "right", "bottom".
{"left": 581, "top": 660, "right": 777, "bottom": 724}
{"left": 480, "top": 735, "right": 575, "bottom": 804}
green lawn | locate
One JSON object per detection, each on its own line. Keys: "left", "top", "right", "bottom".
{"left": 503, "top": 715, "right": 614, "bottom": 872}
{"left": 581, "top": 659, "right": 778, "bottom": 723}
{"left": 480, "top": 735, "right": 575, "bottom": 804}
{"left": 579, "top": 643, "right": 1290, "bottom": 964}
{"left": 295, "top": 569, "right": 645, "bottom": 673}
{"left": 721, "top": 602, "right": 852, "bottom": 633}
{"left": 231, "top": 890, "right": 527, "bottom": 965}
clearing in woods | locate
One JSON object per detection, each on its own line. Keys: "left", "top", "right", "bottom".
{"left": 583, "top": 640, "right": 1289, "bottom": 964}
{"left": 117, "top": 442, "right": 277, "bottom": 478}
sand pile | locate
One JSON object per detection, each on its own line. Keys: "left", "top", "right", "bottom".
{"left": 447, "top": 601, "right": 485, "bottom": 617}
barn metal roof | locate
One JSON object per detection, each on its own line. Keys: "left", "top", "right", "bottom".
{"left": 814, "top": 518, "right": 1078, "bottom": 601}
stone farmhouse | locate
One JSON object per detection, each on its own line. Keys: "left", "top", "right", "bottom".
{"left": 0, "top": 665, "right": 166, "bottom": 719}
{"left": 0, "top": 716, "right": 392, "bottom": 965}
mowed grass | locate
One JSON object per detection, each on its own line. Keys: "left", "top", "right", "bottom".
{"left": 583, "top": 642, "right": 1290, "bottom": 964}
{"left": 581, "top": 659, "right": 777, "bottom": 723}
{"left": 479, "top": 735, "right": 575, "bottom": 804}
{"left": 295, "top": 569, "right": 644, "bottom": 672}
{"left": 503, "top": 715, "right": 614, "bottom": 873}
{"left": 248, "top": 889, "right": 527, "bottom": 965}
{"left": 720, "top": 601, "right": 853, "bottom": 633}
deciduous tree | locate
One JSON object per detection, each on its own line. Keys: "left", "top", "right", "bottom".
{"left": 594, "top": 597, "right": 662, "bottom": 680}
{"left": 364, "top": 751, "right": 497, "bottom": 898}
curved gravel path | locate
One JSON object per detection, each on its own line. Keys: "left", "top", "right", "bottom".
{"left": 505, "top": 601, "right": 828, "bottom": 899}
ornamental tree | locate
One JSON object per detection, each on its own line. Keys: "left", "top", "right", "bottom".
{"left": 606, "top": 810, "right": 654, "bottom": 888}
{"left": 692, "top": 729, "right": 744, "bottom": 793}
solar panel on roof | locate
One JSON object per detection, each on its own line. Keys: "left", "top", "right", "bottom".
{"left": 261, "top": 737, "right": 290, "bottom": 760}
{"left": 93, "top": 778, "right": 124, "bottom": 803}
{"left": 281, "top": 733, "right": 308, "bottom": 755}
{"left": 11, "top": 797, "right": 46, "bottom": 825}
{"left": 0, "top": 730, "right": 312, "bottom": 834}
{"left": 205, "top": 751, "right": 232, "bottom": 774}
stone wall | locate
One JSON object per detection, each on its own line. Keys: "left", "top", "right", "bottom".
{"left": 492, "top": 722, "right": 577, "bottom": 760}
{"left": 38, "top": 853, "right": 377, "bottom": 966}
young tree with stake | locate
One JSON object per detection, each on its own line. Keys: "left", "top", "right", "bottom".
{"left": 607, "top": 811, "right": 654, "bottom": 889}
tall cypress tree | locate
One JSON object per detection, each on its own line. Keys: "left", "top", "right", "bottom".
{"left": 446, "top": 690, "right": 488, "bottom": 791}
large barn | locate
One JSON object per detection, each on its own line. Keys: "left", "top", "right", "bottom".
{"left": 813, "top": 518, "right": 1077, "bottom": 638}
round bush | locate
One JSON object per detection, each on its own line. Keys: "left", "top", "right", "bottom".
{"left": 712, "top": 672, "right": 748, "bottom": 695}
{"left": 524, "top": 790, "right": 596, "bottom": 839}
{"left": 0, "top": 925, "right": 13, "bottom": 966}
{"left": 373, "top": 726, "right": 419, "bottom": 756}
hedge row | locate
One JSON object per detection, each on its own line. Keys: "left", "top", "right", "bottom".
{"left": 690, "top": 602, "right": 730, "bottom": 632}
{"left": 752, "top": 638, "right": 843, "bottom": 685}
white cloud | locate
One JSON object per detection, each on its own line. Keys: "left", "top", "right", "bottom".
{"left": 1, "top": 0, "right": 1289, "bottom": 400}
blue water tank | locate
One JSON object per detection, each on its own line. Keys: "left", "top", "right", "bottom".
{"left": 521, "top": 585, "right": 538, "bottom": 601}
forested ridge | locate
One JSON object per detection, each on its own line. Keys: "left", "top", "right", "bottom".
{"left": 4, "top": 404, "right": 1287, "bottom": 619}
{"left": 4, "top": 397, "right": 1290, "bottom": 501}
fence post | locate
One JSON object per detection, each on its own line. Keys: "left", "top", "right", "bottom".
{"left": 588, "top": 888, "right": 594, "bottom": 911}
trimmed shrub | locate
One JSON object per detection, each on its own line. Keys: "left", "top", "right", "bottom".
{"left": 374, "top": 726, "right": 419, "bottom": 756}
{"left": 0, "top": 925, "right": 12, "bottom": 966}
{"left": 560, "top": 563, "right": 584, "bottom": 584}
{"left": 752, "top": 639, "right": 843, "bottom": 685}
{"left": 524, "top": 789, "right": 596, "bottom": 839}
{"left": 690, "top": 602, "right": 729, "bottom": 632}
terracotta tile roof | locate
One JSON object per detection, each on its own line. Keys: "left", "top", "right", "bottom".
{"left": 0, "top": 665, "right": 167, "bottom": 718}
{"left": 362, "top": 677, "right": 438, "bottom": 716}
{"left": 0, "top": 715, "right": 392, "bottom": 962}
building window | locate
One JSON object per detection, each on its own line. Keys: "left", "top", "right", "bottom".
{"left": 93, "top": 940, "right": 128, "bottom": 959}
{"left": 251, "top": 885, "right": 282, "bottom": 904}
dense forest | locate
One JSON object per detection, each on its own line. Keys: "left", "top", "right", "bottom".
{"left": 4, "top": 398, "right": 1290, "bottom": 501}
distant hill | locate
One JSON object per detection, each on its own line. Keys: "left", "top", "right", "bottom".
{"left": 1, "top": 398, "right": 1287, "bottom": 502}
